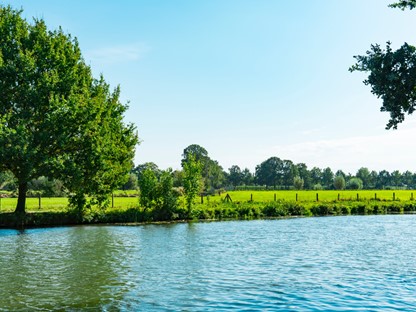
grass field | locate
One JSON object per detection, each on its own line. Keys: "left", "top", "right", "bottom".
{"left": 0, "top": 196, "right": 139, "bottom": 213}
{"left": 0, "top": 190, "right": 414, "bottom": 213}
{"left": 207, "top": 190, "right": 415, "bottom": 203}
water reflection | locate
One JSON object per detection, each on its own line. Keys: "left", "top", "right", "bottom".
{"left": 0, "top": 226, "right": 131, "bottom": 311}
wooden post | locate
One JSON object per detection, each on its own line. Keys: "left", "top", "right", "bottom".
{"left": 274, "top": 193, "right": 276, "bottom": 201}
{"left": 375, "top": 193, "right": 377, "bottom": 200}
{"left": 338, "top": 193, "right": 340, "bottom": 201}
{"left": 250, "top": 194, "right": 253, "bottom": 201}
{"left": 112, "top": 193, "right": 114, "bottom": 208}
{"left": 296, "top": 193, "right": 298, "bottom": 201}
{"left": 201, "top": 195, "right": 204, "bottom": 204}
{"left": 316, "top": 193, "right": 319, "bottom": 202}
{"left": 393, "top": 192, "right": 395, "bottom": 201}
{"left": 39, "top": 194, "right": 41, "bottom": 210}
{"left": 357, "top": 193, "right": 359, "bottom": 201}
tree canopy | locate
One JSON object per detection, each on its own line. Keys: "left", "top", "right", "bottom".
{"left": 389, "top": 0, "right": 416, "bottom": 10}
{"left": 182, "top": 144, "right": 225, "bottom": 193}
{"left": 350, "top": 2, "right": 416, "bottom": 129}
{"left": 0, "top": 6, "right": 138, "bottom": 213}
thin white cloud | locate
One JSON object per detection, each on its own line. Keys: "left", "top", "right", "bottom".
{"left": 85, "top": 43, "right": 150, "bottom": 65}
{"left": 264, "top": 125, "right": 416, "bottom": 173}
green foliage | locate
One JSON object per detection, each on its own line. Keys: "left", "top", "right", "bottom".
{"left": 334, "top": 175, "right": 346, "bottom": 190}
{"left": 153, "top": 170, "right": 178, "bottom": 220}
{"left": 137, "top": 168, "right": 179, "bottom": 220}
{"left": 322, "top": 167, "right": 334, "bottom": 189}
{"left": 313, "top": 183, "right": 323, "bottom": 190}
{"left": 28, "top": 177, "right": 66, "bottom": 197}
{"left": 138, "top": 168, "right": 158, "bottom": 210}
{"left": 182, "top": 144, "right": 225, "bottom": 193}
{"left": 122, "top": 173, "right": 139, "bottom": 190}
{"left": 389, "top": 0, "right": 416, "bottom": 10}
{"left": 0, "top": 6, "right": 138, "bottom": 213}
{"left": 228, "top": 165, "right": 243, "bottom": 187}
{"left": 346, "top": 177, "right": 364, "bottom": 190}
{"left": 356, "top": 167, "right": 372, "bottom": 189}
{"left": 0, "top": 171, "right": 16, "bottom": 191}
{"left": 293, "top": 176, "right": 304, "bottom": 190}
{"left": 350, "top": 41, "right": 416, "bottom": 129}
{"left": 350, "top": 1, "right": 416, "bottom": 129}
{"left": 182, "top": 153, "right": 202, "bottom": 213}
{"left": 255, "top": 157, "right": 284, "bottom": 187}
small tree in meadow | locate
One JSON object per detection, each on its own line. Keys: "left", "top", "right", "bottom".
{"left": 334, "top": 175, "right": 346, "bottom": 190}
{"left": 293, "top": 176, "right": 304, "bottom": 190}
{"left": 182, "top": 154, "right": 202, "bottom": 214}
{"left": 138, "top": 169, "right": 158, "bottom": 210}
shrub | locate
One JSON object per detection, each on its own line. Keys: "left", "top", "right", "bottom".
{"left": 334, "top": 175, "right": 346, "bottom": 190}
{"left": 347, "top": 178, "right": 363, "bottom": 190}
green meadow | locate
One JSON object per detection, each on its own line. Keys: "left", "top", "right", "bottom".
{"left": 209, "top": 190, "right": 415, "bottom": 203}
{"left": 0, "top": 196, "right": 139, "bottom": 213}
{"left": 0, "top": 190, "right": 414, "bottom": 214}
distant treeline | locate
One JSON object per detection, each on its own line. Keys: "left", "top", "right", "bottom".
{"left": 1, "top": 143, "right": 415, "bottom": 198}
{"left": 130, "top": 144, "right": 416, "bottom": 194}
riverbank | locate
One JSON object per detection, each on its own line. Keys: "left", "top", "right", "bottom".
{"left": 1, "top": 199, "right": 416, "bottom": 229}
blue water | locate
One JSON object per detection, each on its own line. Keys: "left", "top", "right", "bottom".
{"left": 1, "top": 215, "right": 416, "bottom": 311}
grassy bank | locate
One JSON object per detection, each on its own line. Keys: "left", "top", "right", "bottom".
{"left": 1, "top": 196, "right": 416, "bottom": 228}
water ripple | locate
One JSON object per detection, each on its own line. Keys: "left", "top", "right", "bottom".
{"left": 1, "top": 216, "right": 416, "bottom": 310}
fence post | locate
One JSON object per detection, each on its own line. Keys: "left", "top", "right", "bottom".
{"left": 250, "top": 194, "right": 253, "bottom": 202}
{"left": 357, "top": 193, "right": 359, "bottom": 201}
{"left": 39, "top": 194, "right": 41, "bottom": 210}
{"left": 375, "top": 193, "right": 377, "bottom": 200}
{"left": 296, "top": 193, "right": 298, "bottom": 201}
{"left": 316, "top": 193, "right": 319, "bottom": 202}
{"left": 393, "top": 192, "right": 395, "bottom": 201}
{"left": 274, "top": 193, "right": 276, "bottom": 201}
{"left": 201, "top": 195, "right": 204, "bottom": 204}
{"left": 112, "top": 193, "right": 114, "bottom": 208}
{"left": 338, "top": 193, "right": 340, "bottom": 201}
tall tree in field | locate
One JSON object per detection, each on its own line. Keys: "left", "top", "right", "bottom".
{"left": 296, "top": 163, "right": 312, "bottom": 189}
{"left": 321, "top": 167, "right": 334, "bottom": 189}
{"left": 182, "top": 153, "right": 202, "bottom": 214}
{"left": 309, "top": 167, "right": 323, "bottom": 187}
{"left": 228, "top": 165, "right": 243, "bottom": 187}
{"left": 182, "top": 144, "right": 225, "bottom": 193}
{"left": 350, "top": 1, "right": 416, "bottom": 129}
{"left": 0, "top": 6, "right": 138, "bottom": 213}
{"left": 241, "top": 168, "right": 254, "bottom": 186}
{"left": 255, "top": 157, "right": 284, "bottom": 188}
{"left": 356, "top": 167, "right": 371, "bottom": 189}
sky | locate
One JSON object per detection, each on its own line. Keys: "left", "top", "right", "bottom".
{"left": 3, "top": 0, "right": 416, "bottom": 174}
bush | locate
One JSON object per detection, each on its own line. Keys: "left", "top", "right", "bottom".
{"left": 347, "top": 178, "right": 363, "bottom": 190}
{"left": 334, "top": 175, "right": 346, "bottom": 190}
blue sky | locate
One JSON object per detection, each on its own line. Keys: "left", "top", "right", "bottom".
{"left": 4, "top": 0, "right": 416, "bottom": 174}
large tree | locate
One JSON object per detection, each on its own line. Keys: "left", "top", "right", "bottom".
{"left": 255, "top": 157, "right": 284, "bottom": 188}
{"left": 350, "top": 1, "right": 416, "bottom": 129}
{"left": 0, "top": 6, "right": 138, "bottom": 213}
{"left": 182, "top": 144, "right": 225, "bottom": 193}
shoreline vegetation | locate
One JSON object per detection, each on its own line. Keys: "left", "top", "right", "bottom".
{"left": 1, "top": 190, "right": 415, "bottom": 229}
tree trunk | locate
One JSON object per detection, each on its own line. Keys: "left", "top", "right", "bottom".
{"left": 15, "top": 181, "right": 28, "bottom": 214}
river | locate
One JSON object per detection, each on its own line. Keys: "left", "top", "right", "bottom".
{"left": 1, "top": 215, "right": 416, "bottom": 311}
